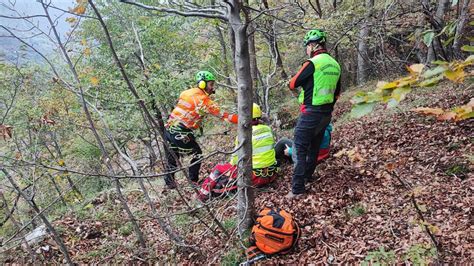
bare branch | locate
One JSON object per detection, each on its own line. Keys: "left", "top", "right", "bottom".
{"left": 119, "top": 0, "right": 228, "bottom": 21}
{"left": 47, "top": 4, "right": 98, "bottom": 20}
{"left": 243, "top": 4, "right": 306, "bottom": 29}
{"left": 0, "top": 14, "right": 47, "bottom": 19}
{"left": 40, "top": 0, "right": 148, "bottom": 248}
{"left": 1, "top": 168, "right": 73, "bottom": 265}
{"left": 1, "top": 142, "right": 242, "bottom": 179}
{"left": 0, "top": 172, "right": 88, "bottom": 249}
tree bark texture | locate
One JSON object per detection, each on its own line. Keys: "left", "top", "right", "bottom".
{"left": 228, "top": 0, "right": 256, "bottom": 235}
{"left": 247, "top": 23, "right": 260, "bottom": 92}
{"left": 215, "top": 24, "right": 233, "bottom": 86}
{"left": 452, "top": 0, "right": 471, "bottom": 58}
{"left": 415, "top": 0, "right": 431, "bottom": 63}
{"left": 357, "top": 0, "right": 374, "bottom": 85}
{"left": 426, "top": 0, "right": 450, "bottom": 63}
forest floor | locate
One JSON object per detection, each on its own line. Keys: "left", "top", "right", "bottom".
{"left": 3, "top": 81, "right": 473, "bottom": 264}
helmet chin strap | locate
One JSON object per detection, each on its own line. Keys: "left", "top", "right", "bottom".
{"left": 311, "top": 43, "right": 321, "bottom": 52}
{"left": 309, "top": 43, "right": 325, "bottom": 57}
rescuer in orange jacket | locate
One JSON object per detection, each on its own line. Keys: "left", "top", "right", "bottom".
{"left": 164, "top": 71, "right": 238, "bottom": 189}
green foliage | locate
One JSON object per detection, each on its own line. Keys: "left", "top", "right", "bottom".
{"left": 445, "top": 164, "right": 469, "bottom": 178}
{"left": 404, "top": 244, "right": 437, "bottom": 265}
{"left": 68, "top": 137, "right": 100, "bottom": 163}
{"left": 461, "top": 45, "right": 474, "bottom": 52}
{"left": 80, "top": 242, "right": 120, "bottom": 261}
{"left": 362, "top": 247, "right": 396, "bottom": 266}
{"left": 423, "top": 31, "right": 435, "bottom": 47}
{"left": 85, "top": 250, "right": 104, "bottom": 258}
{"left": 223, "top": 217, "right": 237, "bottom": 230}
{"left": 346, "top": 203, "right": 366, "bottom": 218}
{"left": 350, "top": 102, "right": 376, "bottom": 118}
{"left": 221, "top": 248, "right": 244, "bottom": 266}
{"left": 118, "top": 222, "right": 134, "bottom": 236}
{"left": 350, "top": 57, "right": 474, "bottom": 118}
{"left": 174, "top": 213, "right": 192, "bottom": 227}
{"left": 0, "top": 214, "right": 16, "bottom": 242}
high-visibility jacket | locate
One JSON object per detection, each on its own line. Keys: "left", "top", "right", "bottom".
{"left": 289, "top": 50, "right": 342, "bottom": 110}
{"left": 166, "top": 87, "right": 238, "bottom": 130}
{"left": 298, "top": 53, "right": 341, "bottom": 106}
{"left": 230, "top": 124, "right": 276, "bottom": 169}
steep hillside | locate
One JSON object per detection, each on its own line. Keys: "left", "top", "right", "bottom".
{"left": 258, "top": 81, "right": 473, "bottom": 264}
{"left": 2, "top": 80, "right": 472, "bottom": 264}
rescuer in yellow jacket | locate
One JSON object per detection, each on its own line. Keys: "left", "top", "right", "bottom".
{"left": 197, "top": 103, "right": 279, "bottom": 201}
{"left": 229, "top": 103, "right": 278, "bottom": 184}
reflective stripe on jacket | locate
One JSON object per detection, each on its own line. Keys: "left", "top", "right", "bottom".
{"left": 230, "top": 124, "right": 276, "bottom": 169}
{"left": 298, "top": 53, "right": 341, "bottom": 106}
{"left": 166, "top": 87, "right": 238, "bottom": 130}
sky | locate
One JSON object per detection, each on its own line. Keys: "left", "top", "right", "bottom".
{"left": 0, "top": 0, "right": 76, "bottom": 63}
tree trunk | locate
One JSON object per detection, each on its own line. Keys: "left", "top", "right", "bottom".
{"left": 426, "top": 0, "right": 450, "bottom": 63}
{"left": 228, "top": 26, "right": 237, "bottom": 75}
{"left": 308, "top": 0, "right": 322, "bottom": 18}
{"left": 228, "top": 1, "right": 255, "bottom": 235}
{"left": 261, "top": 0, "right": 287, "bottom": 81}
{"left": 244, "top": 0, "right": 259, "bottom": 105}
{"left": 356, "top": 0, "right": 374, "bottom": 85}
{"left": 215, "top": 24, "right": 233, "bottom": 86}
{"left": 415, "top": 0, "right": 431, "bottom": 63}
{"left": 2, "top": 168, "right": 73, "bottom": 265}
{"left": 452, "top": 0, "right": 471, "bottom": 58}
{"left": 248, "top": 23, "right": 259, "bottom": 91}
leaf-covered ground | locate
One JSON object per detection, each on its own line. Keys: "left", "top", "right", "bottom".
{"left": 258, "top": 82, "right": 473, "bottom": 264}
{"left": 4, "top": 82, "right": 472, "bottom": 264}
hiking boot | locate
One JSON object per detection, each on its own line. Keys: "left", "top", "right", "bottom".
{"left": 285, "top": 191, "right": 304, "bottom": 199}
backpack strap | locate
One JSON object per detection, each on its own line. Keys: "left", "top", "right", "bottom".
{"left": 244, "top": 246, "right": 267, "bottom": 265}
{"left": 245, "top": 246, "right": 262, "bottom": 260}
{"left": 291, "top": 220, "right": 301, "bottom": 250}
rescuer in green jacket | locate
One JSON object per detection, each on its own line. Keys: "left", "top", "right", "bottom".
{"left": 286, "top": 29, "right": 342, "bottom": 198}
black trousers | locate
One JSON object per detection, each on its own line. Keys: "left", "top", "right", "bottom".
{"left": 164, "top": 127, "right": 202, "bottom": 186}
{"left": 292, "top": 107, "right": 331, "bottom": 194}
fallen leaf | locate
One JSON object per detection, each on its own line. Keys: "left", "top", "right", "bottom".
{"left": 412, "top": 107, "right": 445, "bottom": 115}
{"left": 0, "top": 124, "right": 13, "bottom": 140}
{"left": 437, "top": 111, "right": 456, "bottom": 121}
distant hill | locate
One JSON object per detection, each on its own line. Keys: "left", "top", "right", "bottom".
{"left": 0, "top": 0, "right": 74, "bottom": 64}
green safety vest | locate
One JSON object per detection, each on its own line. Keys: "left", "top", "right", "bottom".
{"left": 230, "top": 124, "right": 276, "bottom": 169}
{"left": 298, "top": 53, "right": 341, "bottom": 106}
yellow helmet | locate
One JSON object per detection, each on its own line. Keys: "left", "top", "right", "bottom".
{"left": 252, "top": 103, "right": 262, "bottom": 119}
